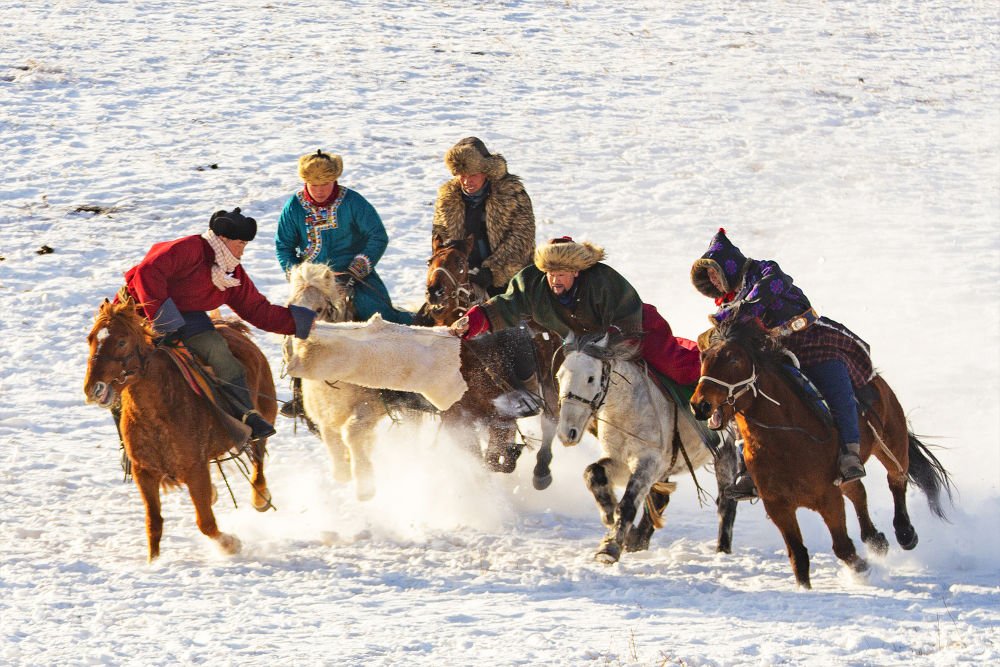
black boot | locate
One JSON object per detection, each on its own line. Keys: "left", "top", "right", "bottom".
{"left": 725, "top": 440, "right": 758, "bottom": 501}
{"left": 242, "top": 410, "right": 276, "bottom": 441}
{"left": 279, "top": 377, "right": 303, "bottom": 419}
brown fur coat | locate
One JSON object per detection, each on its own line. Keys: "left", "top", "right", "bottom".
{"left": 432, "top": 160, "right": 536, "bottom": 288}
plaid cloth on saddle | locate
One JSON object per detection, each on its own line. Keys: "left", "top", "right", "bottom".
{"left": 784, "top": 316, "right": 875, "bottom": 389}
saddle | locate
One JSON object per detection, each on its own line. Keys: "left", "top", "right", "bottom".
{"left": 777, "top": 363, "right": 877, "bottom": 424}
{"left": 160, "top": 342, "right": 252, "bottom": 449}
{"left": 645, "top": 368, "right": 722, "bottom": 452}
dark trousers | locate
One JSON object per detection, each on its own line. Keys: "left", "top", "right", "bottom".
{"left": 802, "top": 358, "right": 860, "bottom": 446}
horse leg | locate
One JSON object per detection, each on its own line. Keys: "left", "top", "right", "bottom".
{"left": 133, "top": 466, "right": 164, "bottom": 563}
{"left": 187, "top": 464, "right": 241, "bottom": 555}
{"left": 597, "top": 455, "right": 661, "bottom": 565}
{"left": 839, "top": 480, "right": 888, "bottom": 556}
{"left": 343, "top": 409, "right": 377, "bottom": 501}
{"left": 714, "top": 437, "right": 739, "bottom": 554}
{"left": 531, "top": 414, "right": 556, "bottom": 491}
{"left": 484, "top": 418, "right": 522, "bottom": 474}
{"left": 249, "top": 438, "right": 272, "bottom": 512}
{"left": 624, "top": 486, "right": 670, "bottom": 553}
{"left": 584, "top": 457, "right": 619, "bottom": 529}
{"left": 871, "top": 426, "right": 918, "bottom": 550}
{"left": 765, "top": 502, "right": 812, "bottom": 588}
{"left": 816, "top": 489, "right": 868, "bottom": 577}
{"left": 318, "top": 422, "right": 353, "bottom": 484}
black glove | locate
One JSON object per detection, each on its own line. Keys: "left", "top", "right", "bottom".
{"left": 470, "top": 266, "right": 493, "bottom": 289}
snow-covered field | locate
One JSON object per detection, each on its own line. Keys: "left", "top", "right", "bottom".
{"left": 1, "top": 1, "right": 998, "bottom": 665}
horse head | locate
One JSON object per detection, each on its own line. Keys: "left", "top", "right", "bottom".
{"left": 288, "top": 262, "right": 354, "bottom": 323}
{"left": 424, "top": 234, "right": 481, "bottom": 326}
{"left": 555, "top": 331, "right": 638, "bottom": 446}
{"left": 83, "top": 298, "right": 155, "bottom": 409}
{"left": 690, "top": 318, "right": 779, "bottom": 429}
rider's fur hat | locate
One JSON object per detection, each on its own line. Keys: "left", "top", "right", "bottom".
{"left": 444, "top": 137, "right": 508, "bottom": 180}
{"left": 534, "top": 236, "right": 605, "bottom": 273}
{"left": 298, "top": 149, "right": 343, "bottom": 185}
{"left": 209, "top": 207, "right": 257, "bottom": 241}
{"left": 691, "top": 227, "right": 749, "bottom": 298}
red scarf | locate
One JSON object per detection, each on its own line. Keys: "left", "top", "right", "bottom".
{"left": 715, "top": 292, "right": 736, "bottom": 306}
{"left": 303, "top": 183, "right": 340, "bottom": 207}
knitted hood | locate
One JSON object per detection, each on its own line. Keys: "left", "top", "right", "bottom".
{"left": 691, "top": 228, "right": 749, "bottom": 298}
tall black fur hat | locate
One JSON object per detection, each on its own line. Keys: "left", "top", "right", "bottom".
{"left": 209, "top": 207, "right": 257, "bottom": 241}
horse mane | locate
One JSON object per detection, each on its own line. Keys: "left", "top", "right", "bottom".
{"left": 563, "top": 330, "right": 640, "bottom": 362}
{"left": 711, "top": 318, "right": 787, "bottom": 370}
{"left": 94, "top": 299, "right": 155, "bottom": 342}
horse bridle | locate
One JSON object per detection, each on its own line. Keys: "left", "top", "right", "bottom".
{"left": 427, "top": 257, "right": 478, "bottom": 316}
{"left": 698, "top": 364, "right": 781, "bottom": 408}
{"left": 90, "top": 345, "right": 148, "bottom": 386}
{"left": 559, "top": 356, "right": 612, "bottom": 414}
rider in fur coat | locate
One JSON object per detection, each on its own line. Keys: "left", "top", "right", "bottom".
{"left": 432, "top": 137, "right": 536, "bottom": 296}
{"left": 691, "top": 227, "right": 872, "bottom": 493}
{"left": 453, "top": 237, "right": 702, "bottom": 387}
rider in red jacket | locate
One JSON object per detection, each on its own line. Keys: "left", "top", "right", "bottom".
{"left": 123, "top": 208, "right": 315, "bottom": 439}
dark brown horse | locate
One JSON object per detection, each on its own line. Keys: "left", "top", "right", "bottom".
{"left": 690, "top": 319, "right": 953, "bottom": 588}
{"left": 422, "top": 234, "right": 561, "bottom": 490}
{"left": 83, "top": 299, "right": 276, "bottom": 561}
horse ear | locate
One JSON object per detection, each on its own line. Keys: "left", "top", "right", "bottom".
{"left": 432, "top": 233, "right": 443, "bottom": 253}
{"left": 596, "top": 333, "right": 610, "bottom": 348}
{"left": 463, "top": 234, "right": 475, "bottom": 255}
{"left": 563, "top": 331, "right": 576, "bottom": 348}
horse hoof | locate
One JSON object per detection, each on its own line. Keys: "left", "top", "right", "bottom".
{"left": 532, "top": 473, "right": 553, "bottom": 491}
{"left": 355, "top": 480, "right": 376, "bottom": 502}
{"left": 252, "top": 488, "right": 273, "bottom": 512}
{"left": 849, "top": 556, "right": 870, "bottom": 575}
{"left": 865, "top": 532, "right": 890, "bottom": 557}
{"left": 595, "top": 540, "right": 622, "bottom": 564}
{"left": 216, "top": 533, "right": 242, "bottom": 555}
{"left": 896, "top": 525, "right": 919, "bottom": 551}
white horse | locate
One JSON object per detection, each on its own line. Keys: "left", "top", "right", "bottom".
{"left": 556, "top": 332, "right": 737, "bottom": 564}
{"left": 286, "top": 263, "right": 456, "bottom": 500}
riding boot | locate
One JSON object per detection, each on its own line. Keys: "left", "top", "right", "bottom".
{"left": 280, "top": 377, "right": 304, "bottom": 418}
{"left": 726, "top": 439, "right": 758, "bottom": 501}
{"left": 222, "top": 375, "right": 276, "bottom": 442}
{"left": 837, "top": 442, "right": 866, "bottom": 484}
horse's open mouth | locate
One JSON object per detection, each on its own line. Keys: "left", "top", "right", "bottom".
{"left": 89, "top": 383, "right": 116, "bottom": 409}
{"left": 707, "top": 406, "right": 725, "bottom": 430}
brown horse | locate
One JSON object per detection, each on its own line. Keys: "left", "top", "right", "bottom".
{"left": 83, "top": 299, "right": 276, "bottom": 561}
{"left": 422, "top": 234, "right": 562, "bottom": 490}
{"left": 690, "top": 318, "right": 953, "bottom": 588}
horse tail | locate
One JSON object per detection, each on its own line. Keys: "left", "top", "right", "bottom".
{"left": 906, "top": 431, "right": 955, "bottom": 520}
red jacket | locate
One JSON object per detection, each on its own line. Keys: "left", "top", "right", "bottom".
{"left": 124, "top": 235, "right": 297, "bottom": 335}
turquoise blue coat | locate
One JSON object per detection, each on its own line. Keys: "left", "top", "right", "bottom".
{"left": 275, "top": 187, "right": 412, "bottom": 323}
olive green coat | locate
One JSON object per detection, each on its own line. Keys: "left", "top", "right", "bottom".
{"left": 482, "top": 263, "right": 643, "bottom": 337}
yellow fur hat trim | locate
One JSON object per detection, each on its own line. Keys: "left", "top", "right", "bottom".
{"left": 444, "top": 137, "right": 507, "bottom": 179}
{"left": 534, "top": 238, "right": 606, "bottom": 273}
{"left": 298, "top": 150, "right": 343, "bottom": 185}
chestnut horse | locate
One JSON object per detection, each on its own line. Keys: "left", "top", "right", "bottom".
{"left": 691, "top": 319, "right": 953, "bottom": 588}
{"left": 423, "top": 234, "right": 561, "bottom": 490}
{"left": 83, "top": 299, "right": 276, "bottom": 561}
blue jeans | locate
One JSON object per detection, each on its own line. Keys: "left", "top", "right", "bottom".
{"left": 802, "top": 359, "right": 860, "bottom": 446}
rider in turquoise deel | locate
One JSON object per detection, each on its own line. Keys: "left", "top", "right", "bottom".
{"left": 275, "top": 149, "right": 414, "bottom": 325}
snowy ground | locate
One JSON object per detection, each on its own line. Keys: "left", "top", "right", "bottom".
{"left": 1, "top": 1, "right": 998, "bottom": 665}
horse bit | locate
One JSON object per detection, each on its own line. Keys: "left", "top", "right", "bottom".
{"left": 698, "top": 364, "right": 781, "bottom": 407}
